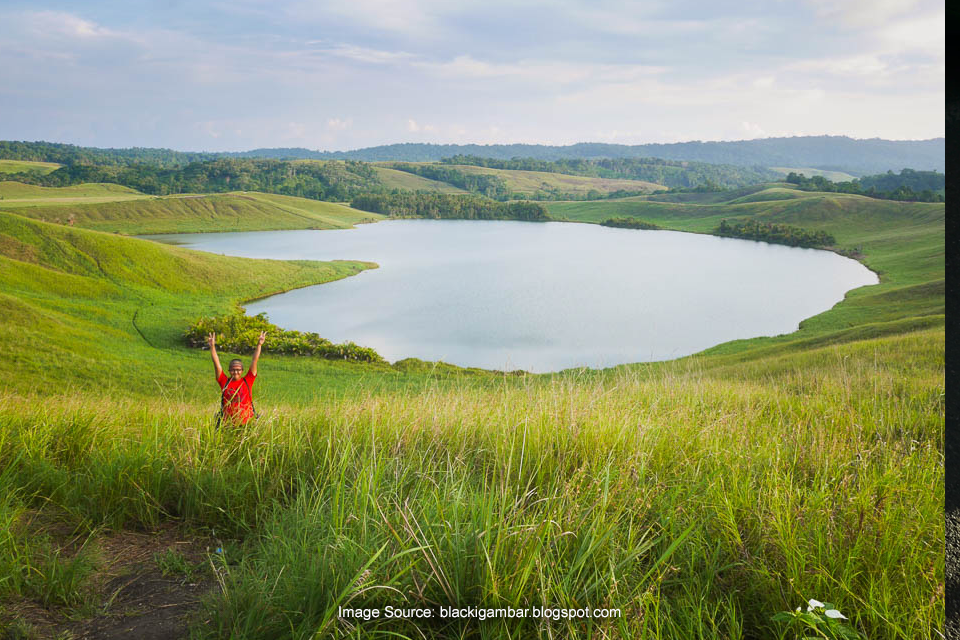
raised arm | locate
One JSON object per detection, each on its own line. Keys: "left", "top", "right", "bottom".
{"left": 250, "top": 331, "right": 266, "bottom": 376}
{"left": 208, "top": 332, "right": 223, "bottom": 378}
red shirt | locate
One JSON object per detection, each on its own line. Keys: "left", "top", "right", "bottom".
{"left": 217, "top": 370, "right": 256, "bottom": 424}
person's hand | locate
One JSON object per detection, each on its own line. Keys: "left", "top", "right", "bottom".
{"left": 207, "top": 332, "right": 216, "bottom": 348}
{"left": 257, "top": 331, "right": 266, "bottom": 347}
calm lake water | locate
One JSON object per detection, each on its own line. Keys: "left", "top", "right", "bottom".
{"left": 145, "top": 220, "right": 878, "bottom": 372}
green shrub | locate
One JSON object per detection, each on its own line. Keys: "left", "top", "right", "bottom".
{"left": 600, "top": 217, "right": 661, "bottom": 230}
{"left": 715, "top": 219, "right": 835, "bottom": 248}
{"left": 184, "top": 311, "right": 385, "bottom": 363}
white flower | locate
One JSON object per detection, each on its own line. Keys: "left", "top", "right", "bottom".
{"left": 824, "top": 609, "right": 847, "bottom": 619}
{"left": 807, "top": 599, "right": 825, "bottom": 611}
{"left": 796, "top": 606, "right": 802, "bottom": 612}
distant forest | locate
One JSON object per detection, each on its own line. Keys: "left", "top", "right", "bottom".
{"left": 0, "top": 136, "right": 945, "bottom": 175}
{"left": 0, "top": 157, "right": 386, "bottom": 201}
{"left": 438, "top": 155, "right": 780, "bottom": 189}
{"left": 0, "top": 140, "right": 216, "bottom": 168}
{"left": 0, "top": 140, "right": 945, "bottom": 203}
{"left": 785, "top": 169, "right": 944, "bottom": 202}
{"left": 233, "top": 136, "right": 945, "bottom": 175}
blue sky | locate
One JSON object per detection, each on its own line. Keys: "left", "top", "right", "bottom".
{"left": 0, "top": 0, "right": 944, "bottom": 151}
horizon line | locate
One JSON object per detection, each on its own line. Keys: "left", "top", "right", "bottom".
{"left": 0, "top": 134, "right": 945, "bottom": 156}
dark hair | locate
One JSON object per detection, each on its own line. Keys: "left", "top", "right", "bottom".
{"left": 228, "top": 359, "right": 243, "bottom": 369}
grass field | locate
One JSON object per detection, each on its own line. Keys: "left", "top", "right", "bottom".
{"left": 1, "top": 190, "right": 384, "bottom": 234}
{"left": 0, "top": 181, "right": 146, "bottom": 204}
{"left": 769, "top": 167, "right": 859, "bottom": 182}
{"left": 0, "top": 160, "right": 63, "bottom": 175}
{"left": 372, "top": 166, "right": 470, "bottom": 193}
{"left": 0, "top": 181, "right": 944, "bottom": 639}
{"left": 386, "top": 163, "right": 666, "bottom": 196}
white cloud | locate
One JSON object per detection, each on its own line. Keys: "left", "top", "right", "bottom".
{"left": 309, "top": 43, "right": 417, "bottom": 65}
{"left": 0, "top": 3, "right": 944, "bottom": 148}
{"left": 26, "top": 10, "right": 119, "bottom": 39}
{"left": 740, "top": 122, "right": 766, "bottom": 138}
{"left": 875, "top": 11, "right": 945, "bottom": 56}
{"left": 803, "top": 0, "right": 920, "bottom": 28}
{"left": 284, "top": 121, "right": 307, "bottom": 139}
{"left": 415, "top": 55, "right": 665, "bottom": 87}
{"left": 283, "top": 0, "right": 447, "bottom": 36}
{"left": 407, "top": 119, "right": 436, "bottom": 133}
{"left": 327, "top": 118, "right": 353, "bottom": 131}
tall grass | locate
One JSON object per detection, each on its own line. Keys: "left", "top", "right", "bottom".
{"left": 0, "top": 329, "right": 943, "bottom": 638}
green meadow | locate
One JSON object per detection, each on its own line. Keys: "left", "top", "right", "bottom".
{"left": 0, "top": 180, "right": 944, "bottom": 638}
{"left": 445, "top": 164, "right": 665, "bottom": 195}
{"left": 3, "top": 189, "right": 384, "bottom": 234}
{"left": 0, "top": 160, "right": 63, "bottom": 175}
{"left": 769, "top": 167, "right": 859, "bottom": 182}
{"left": 385, "top": 162, "right": 665, "bottom": 197}
{"left": 0, "top": 180, "right": 147, "bottom": 206}
{"left": 371, "top": 166, "right": 471, "bottom": 194}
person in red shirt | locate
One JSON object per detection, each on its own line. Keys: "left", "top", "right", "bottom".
{"left": 207, "top": 331, "right": 266, "bottom": 426}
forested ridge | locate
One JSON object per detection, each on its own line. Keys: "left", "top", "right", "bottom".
{"left": 350, "top": 193, "right": 549, "bottom": 220}
{"left": 1, "top": 158, "right": 386, "bottom": 201}
{"left": 785, "top": 169, "right": 944, "bottom": 202}
{"left": 0, "top": 140, "right": 945, "bottom": 203}
{"left": 1, "top": 136, "right": 944, "bottom": 174}
{"left": 439, "top": 155, "right": 779, "bottom": 189}
{"left": 217, "top": 136, "right": 945, "bottom": 174}
{"left": 0, "top": 140, "right": 217, "bottom": 167}
{"left": 389, "top": 163, "right": 510, "bottom": 199}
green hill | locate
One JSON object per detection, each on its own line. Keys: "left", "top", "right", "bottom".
{"left": 444, "top": 164, "right": 665, "bottom": 196}
{"left": 2, "top": 190, "right": 384, "bottom": 234}
{"left": 0, "top": 160, "right": 63, "bottom": 175}
{"left": 0, "top": 180, "right": 145, "bottom": 202}
{"left": 221, "top": 136, "right": 945, "bottom": 173}
{"left": 769, "top": 166, "right": 858, "bottom": 182}
{"left": 0, "top": 210, "right": 385, "bottom": 396}
{"left": 384, "top": 162, "right": 665, "bottom": 198}
{"left": 371, "top": 166, "right": 470, "bottom": 193}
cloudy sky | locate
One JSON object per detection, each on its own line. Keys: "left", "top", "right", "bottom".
{"left": 0, "top": 0, "right": 944, "bottom": 151}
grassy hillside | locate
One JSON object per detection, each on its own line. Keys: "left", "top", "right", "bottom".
{"left": 445, "top": 164, "right": 665, "bottom": 195}
{"left": 2, "top": 191, "right": 384, "bottom": 234}
{"left": 0, "top": 180, "right": 146, "bottom": 204}
{"left": 0, "top": 211, "right": 400, "bottom": 397}
{"left": 769, "top": 166, "right": 859, "bottom": 181}
{"left": 0, "top": 160, "right": 63, "bottom": 175}
{"left": 387, "top": 162, "right": 665, "bottom": 197}
{"left": 0, "top": 186, "right": 944, "bottom": 639}
{"left": 371, "top": 166, "right": 470, "bottom": 193}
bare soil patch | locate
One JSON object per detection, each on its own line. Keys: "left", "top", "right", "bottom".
{"left": 3, "top": 519, "right": 220, "bottom": 640}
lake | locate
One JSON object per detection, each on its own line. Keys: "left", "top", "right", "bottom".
{"left": 145, "top": 220, "right": 878, "bottom": 372}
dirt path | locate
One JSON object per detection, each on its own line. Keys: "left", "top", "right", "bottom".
{"left": 4, "top": 522, "right": 221, "bottom": 640}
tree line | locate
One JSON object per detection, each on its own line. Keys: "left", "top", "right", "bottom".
{"left": 388, "top": 163, "right": 511, "bottom": 199}
{"left": 0, "top": 140, "right": 218, "bottom": 168}
{"left": 350, "top": 193, "right": 549, "bottom": 221}
{"left": 716, "top": 219, "right": 835, "bottom": 248}
{"left": 785, "top": 169, "right": 944, "bottom": 202}
{"left": 2, "top": 158, "right": 386, "bottom": 201}
{"left": 600, "top": 218, "right": 662, "bottom": 230}
{"left": 439, "top": 155, "right": 780, "bottom": 189}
